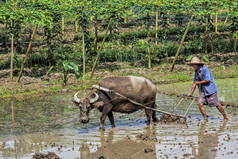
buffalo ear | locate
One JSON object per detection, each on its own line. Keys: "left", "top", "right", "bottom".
{"left": 71, "top": 100, "right": 79, "bottom": 106}
{"left": 92, "top": 101, "right": 105, "bottom": 108}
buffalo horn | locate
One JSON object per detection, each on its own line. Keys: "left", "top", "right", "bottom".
{"left": 90, "top": 93, "right": 99, "bottom": 103}
{"left": 74, "top": 91, "right": 81, "bottom": 103}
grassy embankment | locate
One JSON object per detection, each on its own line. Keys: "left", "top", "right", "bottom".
{"left": 0, "top": 63, "right": 237, "bottom": 100}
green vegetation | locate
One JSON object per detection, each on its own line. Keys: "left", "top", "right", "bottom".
{"left": 0, "top": 0, "right": 237, "bottom": 99}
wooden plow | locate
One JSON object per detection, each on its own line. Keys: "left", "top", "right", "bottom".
{"left": 92, "top": 85, "right": 196, "bottom": 122}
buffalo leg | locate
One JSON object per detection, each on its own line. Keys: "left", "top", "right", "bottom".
{"left": 152, "top": 103, "right": 159, "bottom": 122}
{"left": 145, "top": 109, "right": 152, "bottom": 125}
{"left": 99, "top": 104, "right": 113, "bottom": 130}
{"left": 108, "top": 110, "right": 115, "bottom": 128}
{"left": 99, "top": 115, "right": 107, "bottom": 131}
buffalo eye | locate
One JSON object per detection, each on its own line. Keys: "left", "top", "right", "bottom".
{"left": 78, "top": 103, "right": 83, "bottom": 108}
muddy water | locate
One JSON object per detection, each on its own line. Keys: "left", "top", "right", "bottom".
{"left": 0, "top": 79, "right": 237, "bottom": 159}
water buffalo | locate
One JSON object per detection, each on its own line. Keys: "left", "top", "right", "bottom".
{"left": 73, "top": 76, "right": 159, "bottom": 130}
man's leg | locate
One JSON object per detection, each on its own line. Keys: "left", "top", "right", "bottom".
{"left": 216, "top": 105, "right": 229, "bottom": 121}
{"left": 198, "top": 92, "right": 208, "bottom": 121}
{"left": 198, "top": 104, "right": 208, "bottom": 121}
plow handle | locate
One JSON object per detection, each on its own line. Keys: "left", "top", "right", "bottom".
{"left": 183, "top": 94, "right": 198, "bottom": 99}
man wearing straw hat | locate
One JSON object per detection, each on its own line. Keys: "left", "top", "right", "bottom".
{"left": 187, "top": 56, "right": 228, "bottom": 121}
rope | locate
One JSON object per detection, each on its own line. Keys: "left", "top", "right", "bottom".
{"left": 92, "top": 85, "right": 187, "bottom": 118}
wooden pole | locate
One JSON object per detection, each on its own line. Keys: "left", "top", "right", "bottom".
{"left": 91, "top": 18, "right": 112, "bottom": 78}
{"left": 205, "top": 17, "right": 208, "bottom": 54}
{"left": 155, "top": 12, "right": 158, "bottom": 45}
{"left": 5, "top": 22, "right": 8, "bottom": 53}
{"left": 82, "top": 27, "right": 85, "bottom": 76}
{"left": 147, "top": 13, "right": 151, "bottom": 69}
{"left": 148, "top": 45, "right": 151, "bottom": 69}
{"left": 10, "top": 22, "right": 14, "bottom": 82}
{"left": 224, "top": 16, "right": 228, "bottom": 24}
{"left": 235, "top": 37, "right": 237, "bottom": 52}
{"left": 215, "top": 14, "right": 218, "bottom": 33}
{"left": 170, "top": 15, "right": 193, "bottom": 72}
{"left": 94, "top": 14, "right": 98, "bottom": 53}
{"left": 16, "top": 24, "right": 37, "bottom": 83}
{"left": 75, "top": 20, "right": 78, "bottom": 33}
{"left": 62, "top": 16, "right": 65, "bottom": 40}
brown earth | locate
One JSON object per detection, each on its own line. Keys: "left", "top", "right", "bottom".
{"left": 0, "top": 53, "right": 237, "bottom": 101}
{"left": 33, "top": 152, "right": 60, "bottom": 159}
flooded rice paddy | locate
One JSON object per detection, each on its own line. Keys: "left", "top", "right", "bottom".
{"left": 0, "top": 78, "right": 237, "bottom": 159}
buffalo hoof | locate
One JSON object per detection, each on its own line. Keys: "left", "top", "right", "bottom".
{"left": 99, "top": 127, "right": 105, "bottom": 131}
{"left": 146, "top": 122, "right": 150, "bottom": 125}
{"left": 111, "top": 125, "right": 116, "bottom": 128}
{"left": 153, "top": 118, "right": 160, "bottom": 123}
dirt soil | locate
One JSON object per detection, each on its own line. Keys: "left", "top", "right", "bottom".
{"left": 160, "top": 113, "right": 187, "bottom": 124}
{"left": 0, "top": 53, "right": 237, "bottom": 102}
{"left": 33, "top": 152, "right": 60, "bottom": 159}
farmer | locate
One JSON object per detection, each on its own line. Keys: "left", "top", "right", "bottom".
{"left": 187, "top": 56, "right": 228, "bottom": 121}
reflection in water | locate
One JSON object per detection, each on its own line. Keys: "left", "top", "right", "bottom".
{"left": 0, "top": 90, "right": 237, "bottom": 159}
{"left": 80, "top": 126, "right": 157, "bottom": 159}
{"left": 192, "top": 121, "right": 227, "bottom": 159}
{"left": 0, "top": 133, "right": 60, "bottom": 158}
{"left": 0, "top": 94, "right": 73, "bottom": 136}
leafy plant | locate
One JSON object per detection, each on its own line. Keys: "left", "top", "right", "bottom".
{"left": 62, "top": 61, "right": 80, "bottom": 85}
{"left": 186, "top": 55, "right": 194, "bottom": 61}
{"left": 202, "top": 54, "right": 210, "bottom": 62}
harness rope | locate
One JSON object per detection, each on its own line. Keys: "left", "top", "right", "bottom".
{"left": 92, "top": 85, "right": 187, "bottom": 119}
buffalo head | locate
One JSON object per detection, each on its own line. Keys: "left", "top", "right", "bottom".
{"left": 73, "top": 91, "right": 99, "bottom": 123}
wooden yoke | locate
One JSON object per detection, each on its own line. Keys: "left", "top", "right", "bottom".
{"left": 92, "top": 85, "right": 187, "bottom": 119}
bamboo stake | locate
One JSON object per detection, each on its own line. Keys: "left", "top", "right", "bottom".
{"left": 209, "top": 35, "right": 214, "bottom": 54}
{"left": 62, "top": 16, "right": 64, "bottom": 40}
{"left": 94, "top": 14, "right": 98, "bottom": 53}
{"left": 5, "top": 22, "right": 8, "bottom": 53}
{"left": 205, "top": 17, "right": 208, "bottom": 54}
{"left": 170, "top": 15, "right": 194, "bottom": 72}
{"left": 148, "top": 45, "right": 151, "bottom": 69}
{"left": 91, "top": 18, "right": 112, "bottom": 78}
{"left": 16, "top": 24, "right": 37, "bottom": 83}
{"left": 147, "top": 13, "right": 151, "bottom": 69}
{"left": 82, "top": 27, "right": 85, "bottom": 76}
{"left": 10, "top": 22, "right": 14, "bottom": 82}
{"left": 215, "top": 14, "right": 218, "bottom": 33}
{"left": 234, "top": 37, "right": 237, "bottom": 52}
{"left": 155, "top": 12, "right": 158, "bottom": 45}
{"left": 75, "top": 20, "right": 78, "bottom": 33}
{"left": 224, "top": 16, "right": 228, "bottom": 24}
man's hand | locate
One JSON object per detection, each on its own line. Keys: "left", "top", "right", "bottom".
{"left": 196, "top": 80, "right": 210, "bottom": 86}
{"left": 195, "top": 81, "right": 201, "bottom": 85}
{"left": 192, "top": 82, "right": 197, "bottom": 88}
{"left": 187, "top": 93, "right": 193, "bottom": 97}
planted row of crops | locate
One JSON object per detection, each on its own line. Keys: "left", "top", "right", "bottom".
{"left": 0, "top": 0, "right": 237, "bottom": 82}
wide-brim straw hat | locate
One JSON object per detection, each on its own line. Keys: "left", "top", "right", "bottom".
{"left": 187, "top": 56, "right": 204, "bottom": 65}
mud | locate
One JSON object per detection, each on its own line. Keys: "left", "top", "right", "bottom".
{"left": 136, "top": 133, "right": 157, "bottom": 141}
{"left": 160, "top": 113, "right": 186, "bottom": 124}
{"left": 33, "top": 152, "right": 60, "bottom": 159}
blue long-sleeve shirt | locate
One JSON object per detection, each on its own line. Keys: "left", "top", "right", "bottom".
{"left": 193, "top": 65, "right": 218, "bottom": 96}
